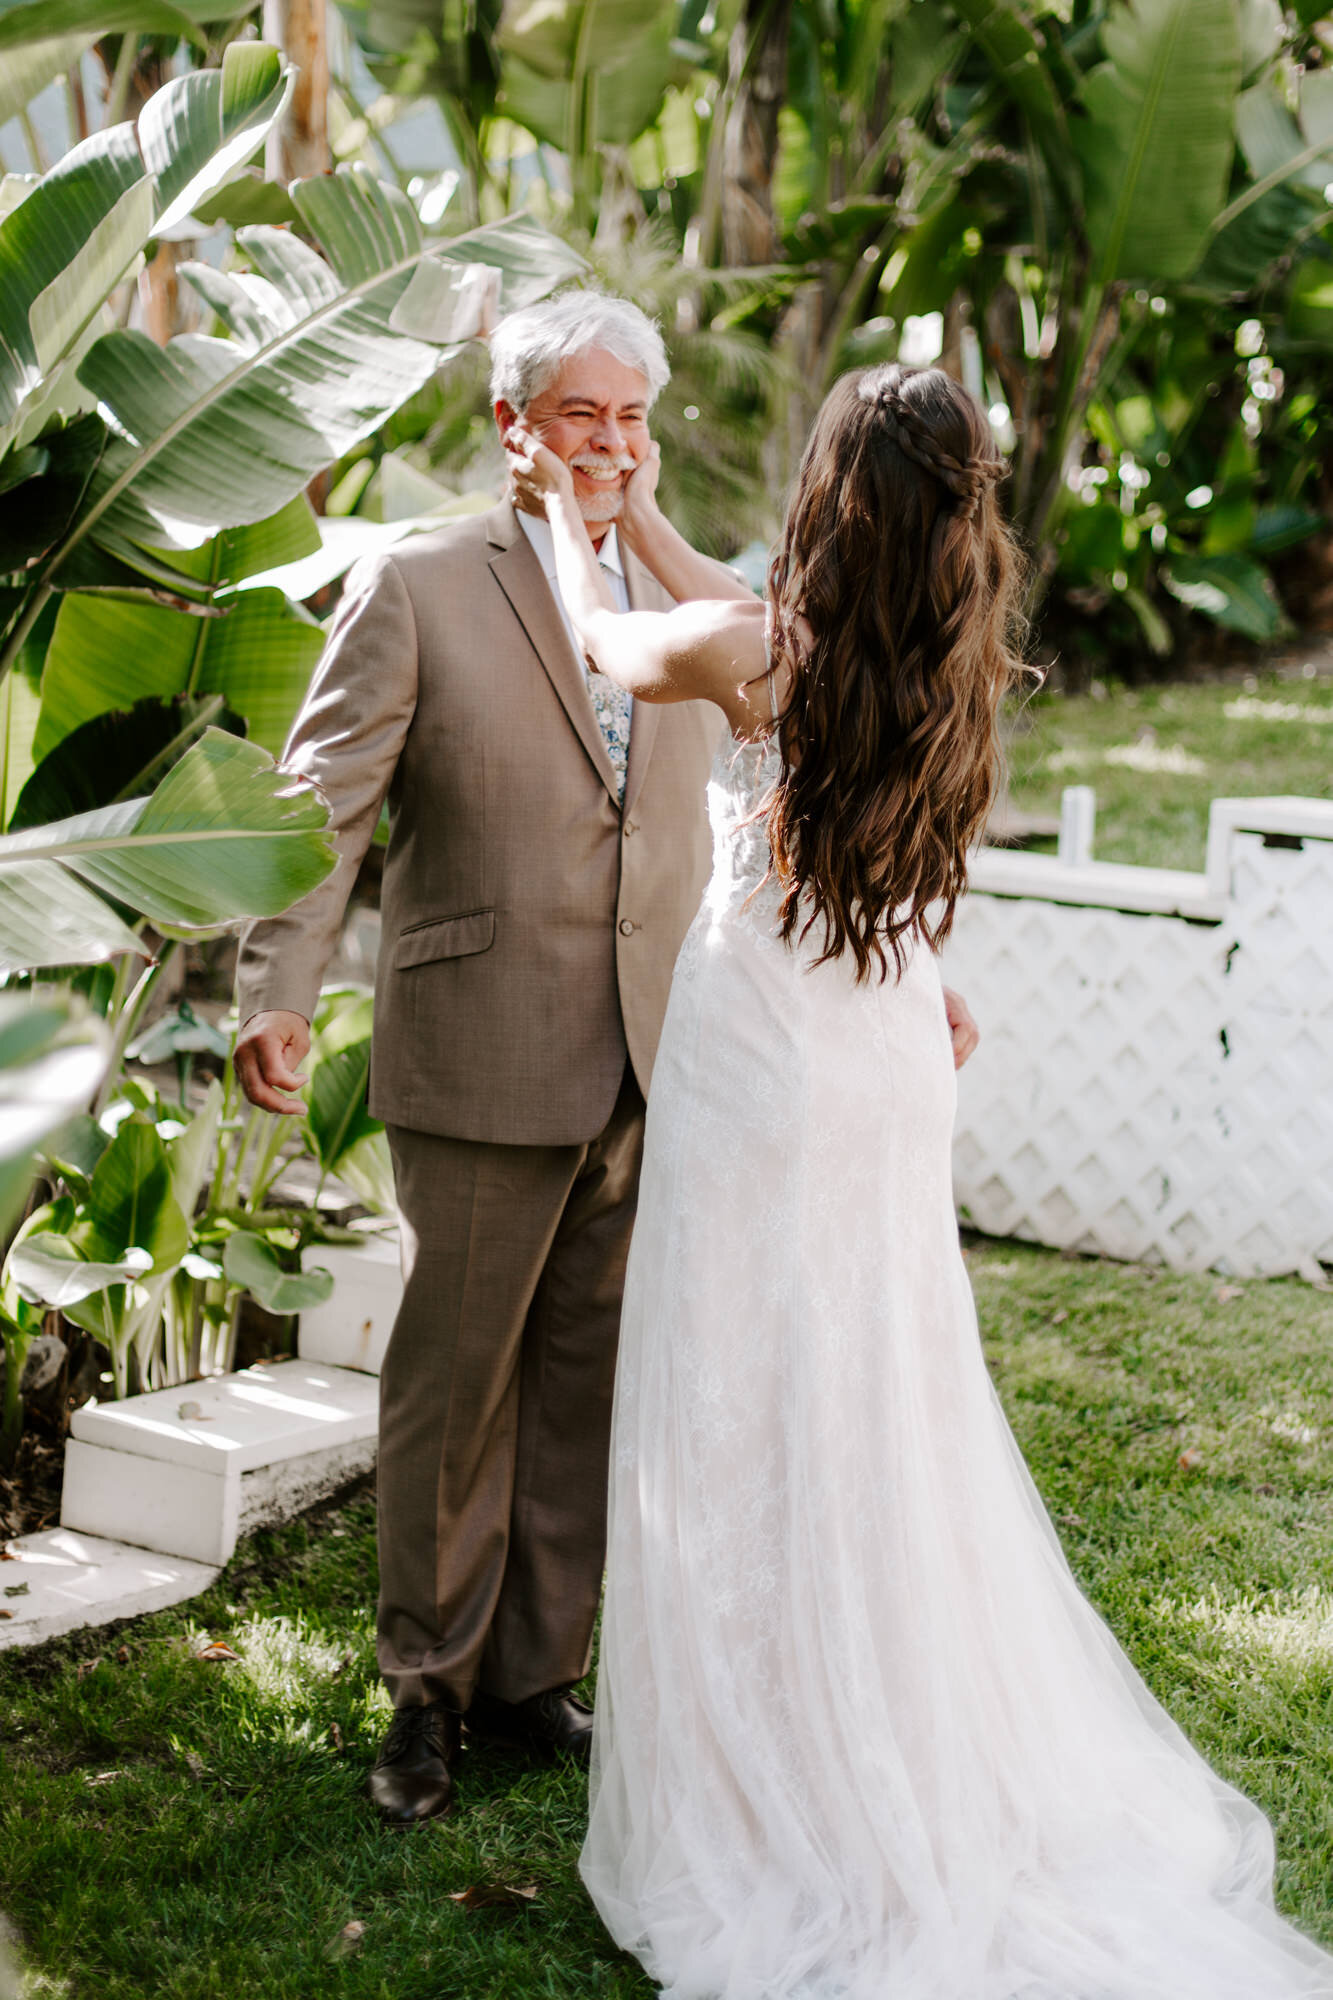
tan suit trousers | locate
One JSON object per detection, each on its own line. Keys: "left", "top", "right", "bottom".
{"left": 377, "top": 1066, "right": 646, "bottom": 1711}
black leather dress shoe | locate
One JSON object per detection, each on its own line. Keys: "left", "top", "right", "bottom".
{"left": 465, "top": 1687, "right": 594, "bottom": 1762}
{"left": 367, "top": 1700, "right": 462, "bottom": 1824}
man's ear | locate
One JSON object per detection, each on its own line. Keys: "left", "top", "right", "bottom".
{"left": 494, "top": 399, "right": 519, "bottom": 439}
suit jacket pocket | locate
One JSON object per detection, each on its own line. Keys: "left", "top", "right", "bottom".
{"left": 393, "top": 908, "right": 495, "bottom": 969}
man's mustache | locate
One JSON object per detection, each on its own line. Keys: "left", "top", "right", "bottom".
{"left": 569, "top": 453, "right": 637, "bottom": 474}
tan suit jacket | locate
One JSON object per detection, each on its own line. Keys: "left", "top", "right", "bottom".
{"left": 237, "top": 501, "right": 720, "bottom": 1146}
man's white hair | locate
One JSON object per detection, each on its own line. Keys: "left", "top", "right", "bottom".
{"left": 489, "top": 289, "right": 670, "bottom": 413}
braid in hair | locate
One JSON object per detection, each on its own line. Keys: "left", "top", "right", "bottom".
{"left": 762, "top": 362, "right": 1030, "bottom": 983}
{"left": 872, "top": 375, "right": 1006, "bottom": 521}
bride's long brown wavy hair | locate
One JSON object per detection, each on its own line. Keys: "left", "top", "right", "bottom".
{"left": 764, "top": 362, "right": 1029, "bottom": 981}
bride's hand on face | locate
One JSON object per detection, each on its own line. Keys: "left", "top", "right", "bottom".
{"left": 620, "top": 440, "right": 662, "bottom": 542}
{"left": 505, "top": 424, "right": 574, "bottom": 511}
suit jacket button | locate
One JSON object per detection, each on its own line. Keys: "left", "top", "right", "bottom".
{"left": 623, "top": 820, "right": 637, "bottom": 836}
{"left": 618, "top": 918, "right": 635, "bottom": 936}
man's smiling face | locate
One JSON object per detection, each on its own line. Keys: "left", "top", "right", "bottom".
{"left": 497, "top": 347, "right": 652, "bottom": 532}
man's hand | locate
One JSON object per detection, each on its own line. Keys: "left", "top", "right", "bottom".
{"left": 234, "top": 1009, "right": 311, "bottom": 1115}
{"left": 942, "top": 987, "right": 979, "bottom": 1071}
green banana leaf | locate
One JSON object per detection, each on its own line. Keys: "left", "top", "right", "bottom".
{"left": 305, "top": 1038, "right": 377, "bottom": 1177}
{"left": 223, "top": 1230, "right": 335, "bottom": 1313}
{"left": 35, "top": 586, "right": 325, "bottom": 759}
{"left": 1076, "top": 0, "right": 1241, "bottom": 284}
{"left": 0, "top": 993, "right": 110, "bottom": 1236}
{"left": 127, "top": 1004, "right": 231, "bottom": 1069}
{"left": 0, "top": 663, "right": 41, "bottom": 828}
{"left": 1287, "top": 255, "right": 1333, "bottom": 345}
{"left": 9, "top": 1235, "right": 153, "bottom": 1309}
{"left": 949, "top": 0, "right": 1076, "bottom": 205}
{"left": 8, "top": 694, "right": 241, "bottom": 831}
{"left": 302, "top": 985, "right": 393, "bottom": 1210}
{"left": 38, "top": 490, "right": 323, "bottom": 610}
{"left": 0, "top": 43, "right": 292, "bottom": 460}
{"left": 0, "top": 414, "right": 106, "bottom": 571}
{"left": 0, "top": 33, "right": 94, "bottom": 125}
{"left": 0, "top": 124, "right": 150, "bottom": 449}
{"left": 1193, "top": 73, "right": 1333, "bottom": 293}
{"left": 496, "top": 0, "right": 677, "bottom": 153}
{"left": 76, "top": 1118, "right": 191, "bottom": 1271}
{"left": 0, "top": 0, "right": 254, "bottom": 51}
{"left": 165, "top": 1074, "right": 223, "bottom": 1218}
{"left": 190, "top": 168, "right": 299, "bottom": 231}
{"left": 0, "top": 728, "right": 335, "bottom": 973}
{"left": 60, "top": 177, "right": 584, "bottom": 559}
{"left": 15, "top": 1116, "right": 192, "bottom": 1394}
{"left": 143, "top": 40, "right": 290, "bottom": 235}
{"left": 41, "top": 1111, "right": 112, "bottom": 1193}
{"left": 22, "top": 488, "right": 322, "bottom": 614}
{"left": 352, "top": 0, "right": 502, "bottom": 105}
{"left": 1161, "top": 551, "right": 1284, "bottom": 641}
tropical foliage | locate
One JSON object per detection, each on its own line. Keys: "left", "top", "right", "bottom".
{"left": 0, "top": 0, "right": 1327, "bottom": 1460}
{"left": 7, "top": 2, "right": 1328, "bottom": 642}
{"left": 0, "top": 45, "right": 581, "bottom": 1456}
{"left": 0, "top": 39, "right": 583, "bottom": 801}
{"left": 2, "top": 982, "right": 385, "bottom": 1439}
{"left": 320, "top": 0, "right": 1333, "bottom": 652}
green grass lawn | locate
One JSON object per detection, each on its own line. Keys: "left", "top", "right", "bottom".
{"left": 3, "top": 1238, "right": 1332, "bottom": 1999}
{"left": 1004, "top": 667, "right": 1333, "bottom": 871}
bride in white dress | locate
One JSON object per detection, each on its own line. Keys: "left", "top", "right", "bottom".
{"left": 505, "top": 365, "right": 1333, "bottom": 2000}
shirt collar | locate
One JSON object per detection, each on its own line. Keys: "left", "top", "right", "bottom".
{"left": 516, "top": 507, "right": 625, "bottom": 579}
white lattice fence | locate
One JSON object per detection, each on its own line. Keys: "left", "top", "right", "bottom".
{"left": 941, "top": 798, "right": 1333, "bottom": 1278}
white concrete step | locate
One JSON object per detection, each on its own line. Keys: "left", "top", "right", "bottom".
{"left": 61, "top": 1358, "right": 379, "bottom": 1567}
{"left": 297, "top": 1231, "right": 402, "bottom": 1375}
{"left": 0, "top": 1527, "right": 218, "bottom": 1650}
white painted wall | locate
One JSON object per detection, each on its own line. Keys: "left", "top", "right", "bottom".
{"left": 941, "top": 795, "right": 1333, "bottom": 1279}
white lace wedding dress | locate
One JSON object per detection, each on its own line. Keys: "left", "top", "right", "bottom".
{"left": 580, "top": 730, "right": 1333, "bottom": 2000}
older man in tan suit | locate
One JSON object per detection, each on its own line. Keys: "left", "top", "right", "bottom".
{"left": 234, "top": 293, "right": 725, "bottom": 1823}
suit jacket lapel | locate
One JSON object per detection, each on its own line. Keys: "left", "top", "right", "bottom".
{"left": 486, "top": 503, "right": 621, "bottom": 806}
{"left": 621, "top": 542, "right": 662, "bottom": 819}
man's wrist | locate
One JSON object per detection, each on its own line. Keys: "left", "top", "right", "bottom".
{"left": 238, "top": 1006, "right": 312, "bottom": 1036}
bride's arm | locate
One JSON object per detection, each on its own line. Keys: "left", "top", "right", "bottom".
{"left": 618, "top": 444, "right": 755, "bottom": 604}
{"left": 505, "top": 427, "right": 769, "bottom": 728}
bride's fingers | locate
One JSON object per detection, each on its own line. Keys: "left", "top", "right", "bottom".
{"left": 505, "top": 425, "right": 565, "bottom": 487}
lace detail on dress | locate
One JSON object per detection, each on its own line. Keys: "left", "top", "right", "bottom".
{"left": 706, "top": 730, "right": 782, "bottom": 908}
{"left": 673, "top": 731, "right": 782, "bottom": 988}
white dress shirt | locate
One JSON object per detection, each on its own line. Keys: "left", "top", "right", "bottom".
{"left": 516, "top": 509, "right": 632, "bottom": 697}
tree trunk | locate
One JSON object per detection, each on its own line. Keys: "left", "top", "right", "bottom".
{"left": 721, "top": 0, "right": 792, "bottom": 268}
{"left": 263, "top": 0, "right": 331, "bottom": 185}
{"left": 136, "top": 240, "right": 199, "bottom": 345}
{"left": 98, "top": 39, "right": 198, "bottom": 345}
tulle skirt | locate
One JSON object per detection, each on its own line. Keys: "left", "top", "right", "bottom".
{"left": 580, "top": 888, "right": 1333, "bottom": 2000}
